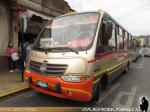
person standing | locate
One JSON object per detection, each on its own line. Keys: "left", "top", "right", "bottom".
{"left": 7, "top": 42, "right": 16, "bottom": 72}
{"left": 140, "top": 97, "right": 149, "bottom": 112}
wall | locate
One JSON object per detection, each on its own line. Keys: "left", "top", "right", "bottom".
{"left": 0, "top": 1, "right": 9, "bottom": 55}
{"left": 16, "top": 0, "right": 72, "bottom": 17}
{"left": 12, "top": 13, "right": 19, "bottom": 50}
{"left": 0, "top": 1, "right": 10, "bottom": 70}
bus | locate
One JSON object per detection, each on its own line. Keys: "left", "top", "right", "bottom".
{"left": 143, "top": 47, "right": 150, "bottom": 57}
{"left": 24, "top": 10, "right": 133, "bottom": 102}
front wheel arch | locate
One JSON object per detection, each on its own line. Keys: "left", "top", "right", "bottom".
{"left": 91, "top": 73, "right": 108, "bottom": 102}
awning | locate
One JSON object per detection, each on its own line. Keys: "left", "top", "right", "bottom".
{"left": 27, "top": 10, "right": 53, "bottom": 20}
{"left": 25, "top": 20, "right": 42, "bottom": 35}
{"left": 24, "top": 10, "right": 53, "bottom": 35}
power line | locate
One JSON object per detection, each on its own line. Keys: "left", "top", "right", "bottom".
{"left": 117, "top": 2, "right": 150, "bottom": 19}
{"left": 110, "top": 0, "right": 144, "bottom": 10}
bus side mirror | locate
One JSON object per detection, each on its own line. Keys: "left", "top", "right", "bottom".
{"left": 106, "top": 21, "right": 113, "bottom": 39}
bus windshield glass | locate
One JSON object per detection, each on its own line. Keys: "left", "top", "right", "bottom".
{"left": 34, "top": 12, "right": 100, "bottom": 52}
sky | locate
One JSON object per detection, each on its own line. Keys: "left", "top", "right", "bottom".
{"left": 65, "top": 0, "right": 150, "bottom": 36}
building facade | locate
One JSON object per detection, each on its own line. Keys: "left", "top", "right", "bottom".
{"left": 137, "top": 35, "right": 150, "bottom": 47}
{"left": 0, "top": 0, "right": 73, "bottom": 69}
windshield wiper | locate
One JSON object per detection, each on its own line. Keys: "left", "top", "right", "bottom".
{"left": 33, "top": 46, "right": 78, "bottom": 54}
{"left": 52, "top": 47, "right": 79, "bottom": 54}
{"left": 64, "top": 47, "right": 79, "bottom": 54}
{"left": 33, "top": 46, "right": 48, "bottom": 55}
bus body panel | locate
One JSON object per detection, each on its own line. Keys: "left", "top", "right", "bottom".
{"left": 24, "top": 70, "right": 94, "bottom": 102}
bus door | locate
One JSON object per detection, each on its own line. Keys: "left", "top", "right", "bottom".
{"left": 95, "top": 17, "right": 115, "bottom": 82}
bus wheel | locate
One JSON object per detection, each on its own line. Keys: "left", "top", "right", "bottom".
{"left": 91, "top": 83, "right": 101, "bottom": 102}
{"left": 101, "top": 75, "right": 108, "bottom": 91}
{"left": 124, "top": 63, "right": 129, "bottom": 74}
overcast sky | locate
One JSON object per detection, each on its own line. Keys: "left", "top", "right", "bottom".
{"left": 65, "top": 0, "right": 150, "bottom": 36}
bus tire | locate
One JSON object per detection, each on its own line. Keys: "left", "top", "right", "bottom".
{"left": 124, "top": 62, "right": 129, "bottom": 74}
{"left": 101, "top": 75, "right": 108, "bottom": 91}
{"left": 91, "top": 82, "right": 101, "bottom": 102}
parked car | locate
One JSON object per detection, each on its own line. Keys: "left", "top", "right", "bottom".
{"left": 143, "top": 47, "right": 150, "bottom": 57}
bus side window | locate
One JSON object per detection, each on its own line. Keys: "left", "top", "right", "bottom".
{"left": 101, "top": 23, "right": 109, "bottom": 52}
{"left": 128, "top": 34, "right": 131, "bottom": 49}
{"left": 116, "top": 26, "right": 124, "bottom": 50}
{"left": 96, "top": 21, "right": 109, "bottom": 55}
{"left": 124, "top": 32, "right": 128, "bottom": 51}
{"left": 131, "top": 36, "right": 134, "bottom": 49}
{"left": 96, "top": 18, "right": 115, "bottom": 55}
{"left": 107, "top": 19, "right": 116, "bottom": 51}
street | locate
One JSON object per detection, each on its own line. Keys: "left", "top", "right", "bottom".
{"left": 0, "top": 57, "right": 150, "bottom": 109}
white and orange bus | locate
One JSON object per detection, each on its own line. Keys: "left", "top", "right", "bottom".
{"left": 24, "top": 10, "right": 134, "bottom": 102}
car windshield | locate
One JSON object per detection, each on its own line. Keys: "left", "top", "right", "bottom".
{"left": 33, "top": 12, "right": 99, "bottom": 52}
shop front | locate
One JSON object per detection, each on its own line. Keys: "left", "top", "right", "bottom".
{"left": 0, "top": 0, "right": 74, "bottom": 96}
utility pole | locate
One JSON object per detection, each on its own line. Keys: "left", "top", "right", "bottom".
{"left": 18, "top": 9, "right": 27, "bottom": 82}
{"left": 20, "top": 18, "right": 24, "bottom": 82}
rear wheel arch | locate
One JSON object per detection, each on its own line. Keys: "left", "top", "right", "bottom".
{"left": 101, "top": 73, "right": 108, "bottom": 91}
{"left": 124, "top": 61, "right": 130, "bottom": 74}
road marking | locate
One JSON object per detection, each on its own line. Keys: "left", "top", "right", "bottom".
{"left": 137, "top": 66, "right": 143, "bottom": 69}
{"left": 139, "top": 60, "right": 144, "bottom": 64}
{"left": 138, "top": 63, "right": 143, "bottom": 65}
{"left": 98, "top": 83, "right": 120, "bottom": 103}
{"left": 137, "top": 62, "right": 143, "bottom": 68}
{"left": 133, "top": 62, "right": 143, "bottom": 69}
{"left": 111, "top": 86, "right": 137, "bottom": 109}
{"left": 139, "top": 62, "right": 143, "bottom": 64}
{"left": 24, "top": 92, "right": 35, "bottom": 98}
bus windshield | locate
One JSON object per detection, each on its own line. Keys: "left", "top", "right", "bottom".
{"left": 34, "top": 12, "right": 100, "bottom": 52}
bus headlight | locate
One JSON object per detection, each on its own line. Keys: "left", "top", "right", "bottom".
{"left": 61, "top": 75, "right": 89, "bottom": 82}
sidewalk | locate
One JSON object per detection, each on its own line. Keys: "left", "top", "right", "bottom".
{"left": 0, "top": 70, "right": 29, "bottom": 98}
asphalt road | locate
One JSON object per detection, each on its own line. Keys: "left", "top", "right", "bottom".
{"left": 0, "top": 57, "right": 150, "bottom": 110}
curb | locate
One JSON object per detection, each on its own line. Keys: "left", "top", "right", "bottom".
{"left": 0, "top": 82, "right": 29, "bottom": 98}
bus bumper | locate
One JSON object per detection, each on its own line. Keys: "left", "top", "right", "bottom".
{"left": 24, "top": 70, "right": 93, "bottom": 102}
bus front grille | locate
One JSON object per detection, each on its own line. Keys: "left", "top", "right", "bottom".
{"left": 29, "top": 60, "right": 68, "bottom": 77}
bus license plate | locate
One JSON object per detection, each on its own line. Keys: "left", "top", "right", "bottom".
{"left": 37, "top": 81, "right": 48, "bottom": 88}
